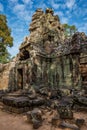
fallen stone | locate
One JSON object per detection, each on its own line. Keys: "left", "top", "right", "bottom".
{"left": 27, "top": 94, "right": 37, "bottom": 100}
{"left": 33, "top": 119, "right": 42, "bottom": 129}
{"left": 51, "top": 115, "right": 61, "bottom": 126}
{"left": 50, "top": 89, "right": 62, "bottom": 99}
{"left": 60, "top": 97, "right": 74, "bottom": 108}
{"left": 27, "top": 108, "right": 43, "bottom": 129}
{"left": 59, "top": 121, "right": 80, "bottom": 130}
{"left": 74, "top": 96, "right": 87, "bottom": 106}
{"left": 58, "top": 106, "right": 73, "bottom": 119}
{"left": 32, "top": 97, "right": 45, "bottom": 106}
{"left": 38, "top": 88, "right": 49, "bottom": 96}
{"left": 73, "top": 104, "right": 87, "bottom": 112}
{"left": 75, "top": 118, "right": 85, "bottom": 128}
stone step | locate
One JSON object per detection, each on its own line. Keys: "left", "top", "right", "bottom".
{"left": 3, "top": 105, "right": 30, "bottom": 114}
{"left": 2, "top": 96, "right": 45, "bottom": 113}
{"left": 2, "top": 96, "right": 30, "bottom": 108}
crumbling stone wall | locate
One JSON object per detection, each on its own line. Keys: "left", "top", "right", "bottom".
{"left": 28, "top": 54, "right": 81, "bottom": 88}
{"left": 0, "top": 60, "right": 16, "bottom": 90}
{"left": 79, "top": 53, "right": 87, "bottom": 87}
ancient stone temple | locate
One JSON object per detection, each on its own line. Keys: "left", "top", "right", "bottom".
{"left": 0, "top": 8, "right": 87, "bottom": 91}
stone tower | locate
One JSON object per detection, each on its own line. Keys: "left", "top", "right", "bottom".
{"left": 29, "top": 8, "right": 65, "bottom": 55}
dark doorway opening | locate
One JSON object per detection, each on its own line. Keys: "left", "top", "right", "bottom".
{"left": 17, "top": 69, "right": 23, "bottom": 89}
{"left": 82, "top": 75, "right": 87, "bottom": 86}
{"left": 19, "top": 50, "right": 30, "bottom": 60}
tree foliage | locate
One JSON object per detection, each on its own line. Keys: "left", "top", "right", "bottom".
{"left": 63, "top": 24, "right": 77, "bottom": 38}
{"left": 0, "top": 14, "right": 13, "bottom": 63}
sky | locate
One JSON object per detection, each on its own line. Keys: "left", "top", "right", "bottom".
{"left": 0, "top": 0, "right": 87, "bottom": 57}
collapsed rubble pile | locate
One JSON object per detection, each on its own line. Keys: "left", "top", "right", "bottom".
{"left": 0, "top": 87, "right": 86, "bottom": 129}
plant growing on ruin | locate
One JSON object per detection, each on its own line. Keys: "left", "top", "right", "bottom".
{"left": 63, "top": 24, "right": 77, "bottom": 38}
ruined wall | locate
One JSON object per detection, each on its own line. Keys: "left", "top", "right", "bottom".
{"left": 0, "top": 53, "right": 83, "bottom": 91}
{"left": 30, "top": 54, "right": 81, "bottom": 89}
{"left": 0, "top": 60, "right": 16, "bottom": 90}
{"left": 79, "top": 53, "right": 87, "bottom": 87}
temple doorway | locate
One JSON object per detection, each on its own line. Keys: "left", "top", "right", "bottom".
{"left": 82, "top": 75, "right": 87, "bottom": 86}
{"left": 17, "top": 69, "right": 23, "bottom": 89}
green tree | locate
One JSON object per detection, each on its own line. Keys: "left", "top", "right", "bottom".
{"left": 63, "top": 24, "right": 77, "bottom": 38}
{"left": 0, "top": 14, "right": 13, "bottom": 63}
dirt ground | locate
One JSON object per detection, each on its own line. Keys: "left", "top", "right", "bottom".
{"left": 0, "top": 109, "right": 87, "bottom": 130}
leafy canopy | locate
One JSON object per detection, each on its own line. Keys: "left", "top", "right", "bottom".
{"left": 0, "top": 14, "right": 13, "bottom": 63}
